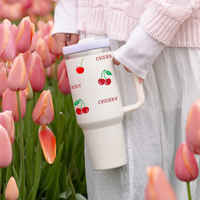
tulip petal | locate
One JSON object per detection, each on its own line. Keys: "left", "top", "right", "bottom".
{"left": 0, "top": 20, "right": 9, "bottom": 55}
{"left": 38, "top": 125, "right": 56, "bottom": 164}
{"left": 5, "top": 176, "right": 19, "bottom": 200}
{"left": 7, "top": 54, "right": 28, "bottom": 91}
{"left": 0, "top": 67, "right": 8, "bottom": 98}
{"left": 0, "top": 111, "right": 15, "bottom": 144}
{"left": 145, "top": 166, "right": 177, "bottom": 200}
{"left": 0, "top": 125, "right": 12, "bottom": 168}
{"left": 186, "top": 99, "right": 200, "bottom": 154}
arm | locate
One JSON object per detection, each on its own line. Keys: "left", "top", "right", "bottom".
{"left": 114, "top": 0, "right": 200, "bottom": 79}
{"left": 52, "top": 0, "right": 79, "bottom": 54}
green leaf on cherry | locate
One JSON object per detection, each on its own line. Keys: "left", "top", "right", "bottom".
{"left": 74, "top": 100, "right": 80, "bottom": 106}
{"left": 106, "top": 70, "right": 112, "bottom": 75}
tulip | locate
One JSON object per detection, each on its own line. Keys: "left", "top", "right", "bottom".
{"left": 145, "top": 166, "right": 177, "bottom": 200}
{"left": 15, "top": 16, "right": 35, "bottom": 53}
{"left": 26, "top": 52, "right": 46, "bottom": 92}
{"left": 175, "top": 142, "right": 199, "bottom": 182}
{"left": 22, "top": 50, "right": 31, "bottom": 65}
{"left": 0, "top": 111, "right": 15, "bottom": 144}
{"left": 32, "top": 90, "right": 54, "bottom": 125}
{"left": 24, "top": 81, "right": 33, "bottom": 101}
{"left": 2, "top": 89, "right": 26, "bottom": 122}
{"left": 36, "top": 38, "right": 52, "bottom": 68}
{"left": 38, "top": 125, "right": 56, "bottom": 164}
{"left": 5, "top": 176, "right": 19, "bottom": 200}
{"left": 44, "top": 34, "right": 59, "bottom": 55}
{"left": 45, "top": 64, "right": 55, "bottom": 78}
{"left": 30, "top": 30, "right": 43, "bottom": 52}
{"left": 57, "top": 59, "right": 71, "bottom": 95}
{"left": 0, "top": 125, "right": 12, "bottom": 168}
{"left": 0, "top": 67, "right": 8, "bottom": 98}
{"left": 186, "top": 99, "right": 200, "bottom": 154}
{"left": 0, "top": 19, "right": 16, "bottom": 62}
{"left": 7, "top": 54, "right": 28, "bottom": 91}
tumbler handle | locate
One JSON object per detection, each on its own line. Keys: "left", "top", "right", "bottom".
{"left": 123, "top": 74, "right": 145, "bottom": 113}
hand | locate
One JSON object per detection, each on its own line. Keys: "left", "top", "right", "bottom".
{"left": 113, "top": 58, "right": 144, "bottom": 83}
{"left": 52, "top": 33, "right": 79, "bottom": 55}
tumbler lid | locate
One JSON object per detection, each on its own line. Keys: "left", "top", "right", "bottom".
{"left": 63, "top": 38, "right": 110, "bottom": 55}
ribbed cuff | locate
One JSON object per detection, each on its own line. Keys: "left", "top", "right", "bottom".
{"left": 140, "top": 4, "right": 190, "bottom": 44}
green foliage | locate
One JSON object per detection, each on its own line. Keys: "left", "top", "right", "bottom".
{"left": 0, "top": 69, "right": 87, "bottom": 199}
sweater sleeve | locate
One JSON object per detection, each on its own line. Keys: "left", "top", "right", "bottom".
{"left": 140, "top": 0, "right": 200, "bottom": 44}
{"left": 51, "top": 0, "right": 78, "bottom": 35}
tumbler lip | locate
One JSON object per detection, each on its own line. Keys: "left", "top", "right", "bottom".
{"left": 63, "top": 38, "right": 110, "bottom": 56}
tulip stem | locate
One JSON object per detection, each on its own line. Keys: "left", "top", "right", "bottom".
{"left": 187, "top": 182, "right": 192, "bottom": 200}
{"left": 17, "top": 91, "right": 25, "bottom": 200}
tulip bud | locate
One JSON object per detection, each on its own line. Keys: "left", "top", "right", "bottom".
{"left": 36, "top": 38, "right": 52, "bottom": 68}
{"left": 0, "top": 125, "right": 12, "bottom": 168}
{"left": 0, "top": 67, "right": 8, "bottom": 98}
{"left": 186, "top": 99, "right": 200, "bottom": 154}
{"left": 24, "top": 81, "right": 33, "bottom": 101}
{"left": 175, "top": 142, "right": 198, "bottom": 182}
{"left": 26, "top": 52, "right": 46, "bottom": 92}
{"left": 7, "top": 54, "right": 28, "bottom": 91}
{"left": 32, "top": 90, "right": 54, "bottom": 125}
{"left": 145, "top": 166, "right": 177, "bottom": 200}
{"left": 2, "top": 89, "right": 27, "bottom": 122}
{"left": 15, "top": 16, "right": 35, "bottom": 53}
{"left": 5, "top": 176, "right": 19, "bottom": 200}
{"left": 57, "top": 59, "right": 71, "bottom": 95}
{"left": 0, "top": 111, "right": 15, "bottom": 144}
{"left": 38, "top": 125, "right": 56, "bottom": 164}
{"left": 0, "top": 19, "right": 16, "bottom": 62}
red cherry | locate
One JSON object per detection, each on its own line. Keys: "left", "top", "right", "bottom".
{"left": 76, "top": 67, "right": 84, "bottom": 74}
{"left": 82, "top": 107, "right": 89, "bottom": 114}
{"left": 98, "top": 79, "right": 105, "bottom": 85}
{"left": 76, "top": 108, "right": 82, "bottom": 115}
{"left": 105, "top": 78, "right": 111, "bottom": 85}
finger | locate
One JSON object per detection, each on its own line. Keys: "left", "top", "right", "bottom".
{"left": 70, "top": 34, "right": 79, "bottom": 45}
{"left": 139, "top": 78, "right": 144, "bottom": 83}
{"left": 113, "top": 58, "right": 121, "bottom": 65}
{"left": 124, "top": 66, "right": 132, "bottom": 73}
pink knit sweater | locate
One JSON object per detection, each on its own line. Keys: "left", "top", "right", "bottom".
{"left": 77, "top": 0, "right": 200, "bottom": 47}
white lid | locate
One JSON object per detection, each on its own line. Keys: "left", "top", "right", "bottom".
{"left": 63, "top": 38, "right": 110, "bottom": 55}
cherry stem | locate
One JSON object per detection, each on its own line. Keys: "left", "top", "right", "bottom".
{"left": 101, "top": 69, "right": 107, "bottom": 80}
{"left": 80, "top": 58, "right": 84, "bottom": 68}
{"left": 79, "top": 99, "right": 85, "bottom": 108}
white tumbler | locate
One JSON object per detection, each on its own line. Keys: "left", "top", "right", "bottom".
{"left": 63, "top": 38, "right": 145, "bottom": 170}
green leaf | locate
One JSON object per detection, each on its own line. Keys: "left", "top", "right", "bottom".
{"left": 12, "top": 166, "right": 20, "bottom": 188}
{"left": 66, "top": 172, "right": 76, "bottom": 200}
{"left": 76, "top": 194, "right": 87, "bottom": 200}
{"left": 106, "top": 70, "right": 112, "bottom": 75}
{"left": 74, "top": 100, "right": 80, "bottom": 106}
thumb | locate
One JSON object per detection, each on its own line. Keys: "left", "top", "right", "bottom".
{"left": 113, "top": 57, "right": 121, "bottom": 65}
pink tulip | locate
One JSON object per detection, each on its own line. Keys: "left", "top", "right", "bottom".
{"left": 24, "top": 81, "right": 33, "bottom": 101}
{"left": 0, "top": 111, "right": 15, "bottom": 144}
{"left": 44, "top": 34, "right": 59, "bottom": 55}
{"left": 2, "top": 89, "right": 26, "bottom": 122}
{"left": 15, "top": 16, "right": 35, "bottom": 53}
{"left": 36, "top": 38, "right": 52, "bottom": 68}
{"left": 5, "top": 176, "right": 19, "bottom": 200}
{"left": 0, "top": 19, "right": 16, "bottom": 62}
{"left": 21, "top": 0, "right": 32, "bottom": 9}
{"left": 7, "top": 54, "right": 29, "bottom": 91}
{"left": 57, "top": 59, "right": 71, "bottom": 95}
{"left": 22, "top": 50, "right": 31, "bottom": 65}
{"left": 0, "top": 67, "right": 8, "bottom": 98}
{"left": 30, "top": 30, "right": 43, "bottom": 52}
{"left": 32, "top": 90, "right": 54, "bottom": 125}
{"left": 145, "top": 166, "right": 177, "bottom": 200}
{"left": 26, "top": 52, "right": 46, "bottom": 92}
{"left": 0, "top": 125, "right": 12, "bottom": 168}
{"left": 186, "top": 99, "right": 200, "bottom": 154}
{"left": 31, "top": 1, "right": 53, "bottom": 17}
{"left": 38, "top": 125, "right": 56, "bottom": 164}
{"left": 45, "top": 64, "right": 55, "bottom": 78}
{"left": 175, "top": 142, "right": 199, "bottom": 182}
{"left": 0, "top": 61, "right": 6, "bottom": 69}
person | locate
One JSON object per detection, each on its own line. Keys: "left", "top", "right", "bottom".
{"left": 52, "top": 1, "right": 200, "bottom": 199}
